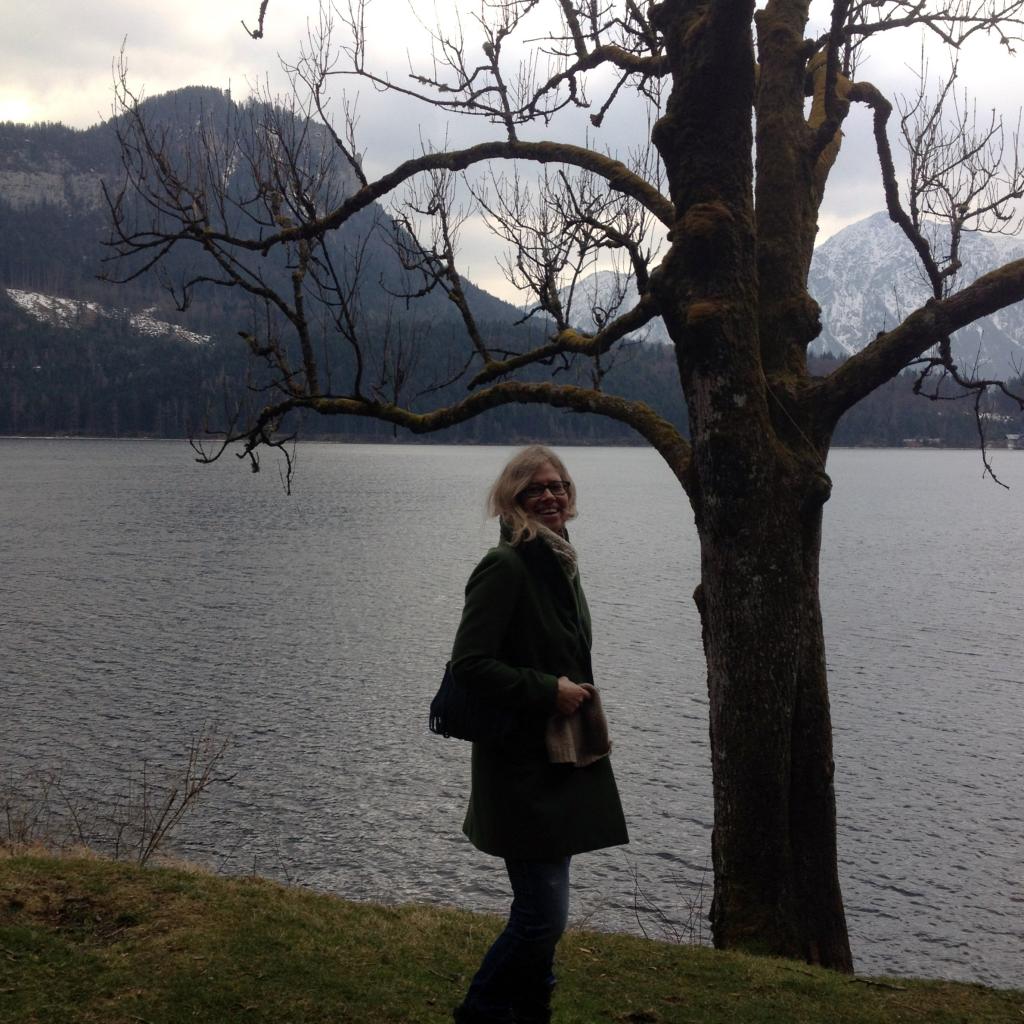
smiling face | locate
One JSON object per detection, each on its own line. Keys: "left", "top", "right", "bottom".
{"left": 517, "top": 461, "right": 571, "bottom": 533}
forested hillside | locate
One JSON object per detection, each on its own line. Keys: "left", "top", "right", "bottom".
{"left": 5, "top": 280, "right": 1019, "bottom": 446}
{"left": 1, "top": 89, "right": 1020, "bottom": 448}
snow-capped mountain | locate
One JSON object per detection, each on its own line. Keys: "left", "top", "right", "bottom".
{"left": 811, "top": 211, "right": 1024, "bottom": 375}
{"left": 564, "top": 212, "right": 1024, "bottom": 377}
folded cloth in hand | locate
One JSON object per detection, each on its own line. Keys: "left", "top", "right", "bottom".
{"left": 545, "top": 684, "right": 611, "bottom": 767}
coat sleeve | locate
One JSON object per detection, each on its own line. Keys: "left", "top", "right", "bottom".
{"left": 451, "top": 548, "right": 559, "bottom": 716}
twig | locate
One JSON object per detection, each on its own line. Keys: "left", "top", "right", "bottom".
{"left": 782, "top": 964, "right": 817, "bottom": 977}
{"left": 850, "top": 978, "right": 908, "bottom": 991}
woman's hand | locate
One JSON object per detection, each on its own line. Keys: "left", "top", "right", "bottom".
{"left": 556, "top": 676, "right": 593, "bottom": 716}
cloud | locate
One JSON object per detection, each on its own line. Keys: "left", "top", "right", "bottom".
{"left": 1, "top": 1, "right": 312, "bottom": 128}
{"left": 5, "top": 0, "right": 1020, "bottom": 292}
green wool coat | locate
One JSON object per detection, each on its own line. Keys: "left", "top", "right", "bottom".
{"left": 451, "top": 534, "right": 629, "bottom": 860}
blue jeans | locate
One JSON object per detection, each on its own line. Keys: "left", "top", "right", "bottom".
{"left": 463, "top": 857, "right": 571, "bottom": 1016}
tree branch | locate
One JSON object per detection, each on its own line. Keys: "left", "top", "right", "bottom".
{"left": 198, "top": 140, "right": 674, "bottom": 254}
{"left": 243, "top": 0, "right": 270, "bottom": 40}
{"left": 841, "top": 0, "right": 1024, "bottom": 50}
{"left": 809, "top": 0, "right": 853, "bottom": 158}
{"left": 527, "top": 43, "right": 669, "bottom": 117}
{"left": 849, "top": 79, "right": 945, "bottom": 294}
{"left": 207, "top": 381, "right": 692, "bottom": 487}
{"left": 469, "top": 292, "right": 662, "bottom": 387}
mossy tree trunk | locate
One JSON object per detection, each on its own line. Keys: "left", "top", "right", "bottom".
{"left": 691, "top": 451, "right": 850, "bottom": 967}
{"left": 649, "top": 0, "right": 852, "bottom": 967}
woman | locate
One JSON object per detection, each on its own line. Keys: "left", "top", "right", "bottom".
{"left": 451, "top": 445, "right": 628, "bottom": 1024}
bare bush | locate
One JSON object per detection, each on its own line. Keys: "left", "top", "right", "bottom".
{"left": 1, "top": 729, "right": 232, "bottom": 866}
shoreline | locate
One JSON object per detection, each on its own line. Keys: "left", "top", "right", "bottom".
{"left": 1, "top": 433, "right": 1020, "bottom": 452}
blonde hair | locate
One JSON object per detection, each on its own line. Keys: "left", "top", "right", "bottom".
{"left": 487, "top": 445, "right": 577, "bottom": 545}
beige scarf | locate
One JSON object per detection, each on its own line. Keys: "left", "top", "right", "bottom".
{"left": 530, "top": 524, "right": 610, "bottom": 765}
{"left": 545, "top": 684, "right": 612, "bottom": 767}
{"left": 532, "top": 522, "right": 578, "bottom": 578}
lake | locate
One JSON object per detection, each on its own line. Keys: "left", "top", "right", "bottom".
{"left": 0, "top": 438, "right": 1021, "bottom": 988}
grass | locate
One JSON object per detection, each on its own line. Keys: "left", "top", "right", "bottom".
{"left": 0, "top": 854, "right": 1021, "bottom": 1024}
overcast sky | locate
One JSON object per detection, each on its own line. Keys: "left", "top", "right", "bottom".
{"left": 3, "top": 1, "right": 1021, "bottom": 298}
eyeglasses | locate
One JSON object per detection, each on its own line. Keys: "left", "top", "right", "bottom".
{"left": 518, "top": 480, "right": 571, "bottom": 500}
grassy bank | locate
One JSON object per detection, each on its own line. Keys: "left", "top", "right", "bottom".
{"left": 0, "top": 854, "right": 1020, "bottom": 1024}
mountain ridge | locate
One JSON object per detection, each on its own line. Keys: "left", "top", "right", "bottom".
{"left": 0, "top": 88, "right": 1021, "bottom": 445}
{"left": 811, "top": 211, "right": 1024, "bottom": 374}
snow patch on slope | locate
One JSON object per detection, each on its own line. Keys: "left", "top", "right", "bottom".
{"left": 6, "top": 289, "right": 210, "bottom": 345}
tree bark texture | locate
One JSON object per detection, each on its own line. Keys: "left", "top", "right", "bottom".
{"left": 693, "top": 448, "right": 852, "bottom": 969}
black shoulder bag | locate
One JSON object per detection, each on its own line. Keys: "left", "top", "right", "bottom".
{"left": 429, "top": 662, "right": 521, "bottom": 744}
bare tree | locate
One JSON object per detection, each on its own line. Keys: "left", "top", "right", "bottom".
{"left": 104, "top": 0, "right": 1024, "bottom": 970}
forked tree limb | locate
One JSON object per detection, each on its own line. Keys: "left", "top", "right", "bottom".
{"left": 468, "top": 293, "right": 663, "bottom": 387}
{"left": 849, "top": 80, "right": 944, "bottom": 295}
{"left": 810, "top": 0, "right": 853, "bottom": 156}
{"left": 219, "top": 382, "right": 692, "bottom": 485}
{"left": 243, "top": 0, "right": 270, "bottom": 40}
